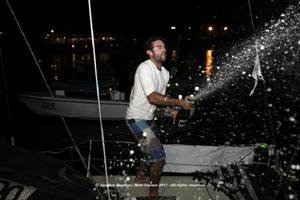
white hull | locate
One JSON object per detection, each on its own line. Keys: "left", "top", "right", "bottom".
{"left": 16, "top": 92, "right": 128, "bottom": 120}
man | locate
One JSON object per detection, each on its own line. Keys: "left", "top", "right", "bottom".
{"left": 125, "top": 36, "right": 192, "bottom": 197}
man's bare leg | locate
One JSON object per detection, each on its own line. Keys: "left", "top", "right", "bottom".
{"left": 149, "top": 159, "right": 165, "bottom": 197}
{"left": 135, "top": 160, "right": 148, "bottom": 183}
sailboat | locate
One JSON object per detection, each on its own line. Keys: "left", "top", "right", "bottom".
{"left": 16, "top": 89, "right": 128, "bottom": 120}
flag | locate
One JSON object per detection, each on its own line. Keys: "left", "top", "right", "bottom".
{"left": 250, "top": 52, "right": 264, "bottom": 96}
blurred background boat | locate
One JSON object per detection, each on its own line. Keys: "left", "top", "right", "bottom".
{"left": 16, "top": 89, "right": 128, "bottom": 120}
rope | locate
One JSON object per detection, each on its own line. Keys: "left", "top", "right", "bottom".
{"left": 87, "top": 0, "right": 111, "bottom": 199}
{"left": 247, "top": 0, "right": 257, "bottom": 39}
{"left": 6, "top": 0, "right": 88, "bottom": 172}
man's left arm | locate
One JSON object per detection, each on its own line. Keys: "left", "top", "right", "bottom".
{"left": 147, "top": 91, "right": 192, "bottom": 110}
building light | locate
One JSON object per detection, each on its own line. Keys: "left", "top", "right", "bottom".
{"left": 224, "top": 26, "right": 228, "bottom": 31}
{"left": 208, "top": 26, "right": 213, "bottom": 31}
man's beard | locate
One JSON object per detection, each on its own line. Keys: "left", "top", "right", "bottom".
{"left": 155, "top": 53, "right": 166, "bottom": 63}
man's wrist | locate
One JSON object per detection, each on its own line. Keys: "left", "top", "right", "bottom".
{"left": 163, "top": 96, "right": 169, "bottom": 102}
{"left": 162, "top": 95, "right": 181, "bottom": 107}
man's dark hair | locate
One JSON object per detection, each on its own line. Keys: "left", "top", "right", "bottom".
{"left": 143, "top": 36, "right": 164, "bottom": 51}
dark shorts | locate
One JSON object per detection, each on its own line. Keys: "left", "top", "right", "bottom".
{"left": 125, "top": 119, "right": 166, "bottom": 163}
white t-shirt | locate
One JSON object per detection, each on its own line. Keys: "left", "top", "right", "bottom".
{"left": 126, "top": 59, "right": 170, "bottom": 120}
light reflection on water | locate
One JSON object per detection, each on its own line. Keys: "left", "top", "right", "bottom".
{"left": 205, "top": 49, "right": 214, "bottom": 79}
{"left": 48, "top": 50, "right": 214, "bottom": 77}
{"left": 46, "top": 47, "right": 215, "bottom": 95}
{"left": 48, "top": 52, "right": 108, "bottom": 81}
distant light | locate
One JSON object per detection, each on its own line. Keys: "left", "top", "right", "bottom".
{"left": 50, "top": 29, "right": 54, "bottom": 33}
{"left": 208, "top": 26, "right": 213, "bottom": 31}
{"left": 205, "top": 49, "right": 213, "bottom": 78}
{"left": 223, "top": 26, "right": 228, "bottom": 31}
{"left": 178, "top": 95, "right": 183, "bottom": 100}
{"left": 171, "top": 26, "right": 176, "bottom": 30}
{"left": 71, "top": 44, "right": 75, "bottom": 48}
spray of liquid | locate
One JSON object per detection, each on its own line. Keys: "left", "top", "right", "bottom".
{"left": 193, "top": 2, "right": 300, "bottom": 102}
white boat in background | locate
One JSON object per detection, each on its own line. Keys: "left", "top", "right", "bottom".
{"left": 16, "top": 91, "right": 128, "bottom": 120}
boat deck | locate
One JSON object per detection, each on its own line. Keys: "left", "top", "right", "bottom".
{"left": 93, "top": 175, "right": 230, "bottom": 199}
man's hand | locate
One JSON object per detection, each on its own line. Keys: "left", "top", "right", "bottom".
{"left": 180, "top": 96, "right": 193, "bottom": 110}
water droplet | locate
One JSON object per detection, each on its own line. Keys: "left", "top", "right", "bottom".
{"left": 289, "top": 116, "right": 295, "bottom": 122}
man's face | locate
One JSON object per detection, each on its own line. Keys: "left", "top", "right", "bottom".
{"left": 150, "top": 40, "right": 166, "bottom": 63}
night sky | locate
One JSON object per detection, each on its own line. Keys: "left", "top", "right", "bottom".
{"left": 3, "top": 0, "right": 292, "bottom": 36}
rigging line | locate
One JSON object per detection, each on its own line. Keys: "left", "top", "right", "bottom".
{"left": 87, "top": 0, "right": 110, "bottom": 199}
{"left": 246, "top": 0, "right": 277, "bottom": 145}
{"left": 5, "top": 0, "right": 51, "bottom": 96}
{"left": 247, "top": 0, "right": 257, "bottom": 40}
{"left": 6, "top": 0, "right": 88, "bottom": 171}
